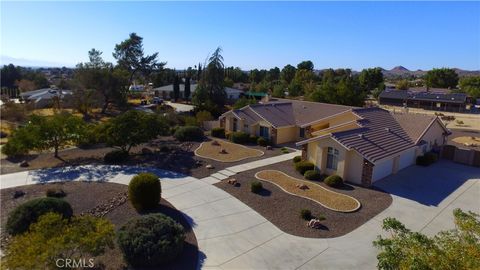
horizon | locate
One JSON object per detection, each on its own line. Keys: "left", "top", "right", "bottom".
{"left": 1, "top": 2, "right": 479, "bottom": 70}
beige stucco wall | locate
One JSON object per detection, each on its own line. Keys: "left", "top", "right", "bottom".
{"left": 345, "top": 150, "right": 364, "bottom": 184}
{"left": 276, "top": 126, "right": 298, "bottom": 144}
{"left": 420, "top": 120, "right": 446, "bottom": 151}
{"left": 309, "top": 112, "right": 358, "bottom": 134}
{"left": 311, "top": 122, "right": 359, "bottom": 137}
{"left": 306, "top": 138, "right": 349, "bottom": 179}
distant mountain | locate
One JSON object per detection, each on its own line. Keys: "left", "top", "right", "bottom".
{"left": 381, "top": 66, "right": 479, "bottom": 79}
{"left": 1, "top": 55, "right": 73, "bottom": 68}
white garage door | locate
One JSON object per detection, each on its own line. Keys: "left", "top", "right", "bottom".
{"left": 372, "top": 159, "right": 394, "bottom": 182}
{"left": 399, "top": 149, "right": 416, "bottom": 170}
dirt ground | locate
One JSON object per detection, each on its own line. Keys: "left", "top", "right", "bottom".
{"left": 448, "top": 129, "right": 480, "bottom": 149}
{"left": 215, "top": 160, "right": 392, "bottom": 238}
{"left": 0, "top": 182, "right": 198, "bottom": 270}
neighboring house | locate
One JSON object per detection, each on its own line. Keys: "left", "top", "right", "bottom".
{"left": 152, "top": 84, "right": 243, "bottom": 100}
{"left": 296, "top": 107, "right": 450, "bottom": 186}
{"left": 219, "top": 99, "right": 353, "bottom": 144}
{"left": 129, "top": 85, "right": 145, "bottom": 91}
{"left": 378, "top": 89, "right": 474, "bottom": 112}
{"left": 19, "top": 88, "right": 73, "bottom": 108}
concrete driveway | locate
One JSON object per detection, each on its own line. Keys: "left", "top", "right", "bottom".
{"left": 0, "top": 160, "right": 478, "bottom": 269}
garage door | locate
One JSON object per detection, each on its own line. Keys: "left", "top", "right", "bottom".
{"left": 399, "top": 149, "right": 416, "bottom": 170}
{"left": 372, "top": 159, "right": 394, "bottom": 182}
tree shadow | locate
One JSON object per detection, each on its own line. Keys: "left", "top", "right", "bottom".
{"left": 256, "top": 188, "right": 272, "bottom": 197}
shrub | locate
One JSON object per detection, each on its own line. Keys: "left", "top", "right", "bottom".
{"left": 416, "top": 152, "right": 438, "bottom": 166}
{"left": 250, "top": 181, "right": 263, "bottom": 193}
{"left": 281, "top": 149, "right": 289, "bottom": 154}
{"left": 104, "top": 150, "right": 129, "bottom": 164}
{"left": 304, "top": 170, "right": 321, "bottom": 181}
{"left": 324, "top": 175, "right": 343, "bottom": 187}
{"left": 117, "top": 214, "right": 185, "bottom": 267}
{"left": 174, "top": 126, "right": 204, "bottom": 141}
{"left": 6, "top": 197, "right": 73, "bottom": 235}
{"left": 249, "top": 135, "right": 259, "bottom": 144}
{"left": 211, "top": 127, "right": 226, "bottom": 138}
{"left": 230, "top": 131, "right": 250, "bottom": 144}
{"left": 195, "top": 110, "right": 213, "bottom": 125}
{"left": 129, "top": 173, "right": 161, "bottom": 211}
{"left": 183, "top": 116, "right": 198, "bottom": 126}
{"left": 293, "top": 156, "right": 302, "bottom": 163}
{"left": 295, "top": 161, "right": 315, "bottom": 175}
{"left": 45, "top": 188, "right": 66, "bottom": 198}
{"left": 300, "top": 209, "right": 312, "bottom": 220}
{"left": 257, "top": 137, "right": 268, "bottom": 147}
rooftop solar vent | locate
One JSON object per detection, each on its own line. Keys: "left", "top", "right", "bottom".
{"left": 358, "top": 134, "right": 364, "bottom": 138}
{"left": 385, "top": 127, "right": 390, "bottom": 132}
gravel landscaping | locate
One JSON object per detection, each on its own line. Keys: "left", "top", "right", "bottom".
{"left": 255, "top": 170, "right": 360, "bottom": 212}
{"left": 215, "top": 160, "right": 392, "bottom": 238}
{"left": 195, "top": 139, "right": 264, "bottom": 162}
{"left": 0, "top": 182, "right": 198, "bottom": 270}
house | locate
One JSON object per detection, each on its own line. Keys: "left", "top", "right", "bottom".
{"left": 219, "top": 99, "right": 353, "bottom": 144}
{"left": 152, "top": 84, "right": 243, "bottom": 100}
{"left": 296, "top": 107, "right": 450, "bottom": 186}
{"left": 378, "top": 89, "right": 474, "bottom": 112}
{"left": 19, "top": 88, "right": 73, "bottom": 108}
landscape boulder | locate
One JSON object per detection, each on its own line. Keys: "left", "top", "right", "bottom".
{"left": 206, "top": 164, "right": 214, "bottom": 169}
{"left": 296, "top": 183, "right": 309, "bottom": 190}
{"left": 307, "top": 219, "right": 323, "bottom": 229}
{"left": 211, "top": 140, "right": 220, "bottom": 146}
{"left": 19, "top": 160, "right": 29, "bottom": 167}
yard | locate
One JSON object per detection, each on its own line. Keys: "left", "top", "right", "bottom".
{"left": 214, "top": 160, "right": 392, "bottom": 238}
{"left": 0, "top": 181, "right": 198, "bottom": 270}
{"left": 255, "top": 170, "right": 360, "bottom": 212}
{"left": 194, "top": 139, "right": 264, "bottom": 162}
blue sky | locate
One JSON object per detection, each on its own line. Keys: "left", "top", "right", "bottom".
{"left": 1, "top": 1, "right": 479, "bottom": 70}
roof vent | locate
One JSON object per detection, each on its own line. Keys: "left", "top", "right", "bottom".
{"left": 385, "top": 127, "right": 390, "bottom": 132}
{"left": 358, "top": 134, "right": 364, "bottom": 139}
{"left": 303, "top": 105, "right": 307, "bottom": 109}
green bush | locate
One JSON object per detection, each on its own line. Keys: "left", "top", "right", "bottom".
{"left": 304, "top": 170, "right": 321, "bottom": 181}
{"left": 6, "top": 197, "right": 73, "bottom": 235}
{"left": 45, "top": 188, "right": 66, "bottom": 198}
{"left": 104, "top": 150, "right": 129, "bottom": 164}
{"left": 211, "top": 127, "right": 226, "bottom": 138}
{"left": 300, "top": 209, "right": 312, "bottom": 220}
{"left": 249, "top": 135, "right": 259, "bottom": 144}
{"left": 295, "top": 161, "right": 315, "bottom": 175}
{"left": 293, "top": 156, "right": 302, "bottom": 163}
{"left": 129, "top": 173, "right": 161, "bottom": 211}
{"left": 230, "top": 131, "right": 250, "bottom": 144}
{"left": 117, "top": 214, "right": 185, "bottom": 267}
{"left": 416, "top": 152, "right": 438, "bottom": 166}
{"left": 257, "top": 137, "right": 269, "bottom": 147}
{"left": 281, "top": 149, "right": 289, "bottom": 154}
{"left": 174, "top": 126, "right": 204, "bottom": 141}
{"left": 250, "top": 181, "right": 263, "bottom": 193}
{"left": 324, "top": 175, "right": 343, "bottom": 187}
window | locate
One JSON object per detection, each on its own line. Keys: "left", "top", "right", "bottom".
{"left": 259, "top": 126, "right": 269, "bottom": 138}
{"left": 299, "top": 128, "right": 305, "bottom": 138}
{"left": 233, "top": 119, "right": 238, "bottom": 131}
{"left": 326, "top": 147, "right": 339, "bottom": 170}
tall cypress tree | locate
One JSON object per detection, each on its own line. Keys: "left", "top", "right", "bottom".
{"left": 184, "top": 77, "right": 191, "bottom": 101}
{"left": 173, "top": 75, "right": 180, "bottom": 102}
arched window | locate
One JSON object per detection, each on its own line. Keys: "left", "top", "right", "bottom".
{"left": 326, "top": 147, "right": 339, "bottom": 170}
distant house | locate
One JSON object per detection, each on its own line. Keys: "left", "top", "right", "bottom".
{"left": 378, "top": 89, "right": 474, "bottom": 112}
{"left": 129, "top": 85, "right": 145, "bottom": 91}
{"left": 152, "top": 84, "right": 243, "bottom": 100}
{"left": 20, "top": 88, "right": 73, "bottom": 108}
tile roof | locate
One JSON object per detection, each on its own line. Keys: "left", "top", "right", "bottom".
{"left": 392, "top": 113, "right": 437, "bottom": 143}
{"left": 331, "top": 108, "right": 416, "bottom": 163}
{"left": 225, "top": 99, "right": 354, "bottom": 128}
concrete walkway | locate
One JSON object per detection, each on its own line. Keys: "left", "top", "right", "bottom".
{"left": 200, "top": 151, "right": 300, "bottom": 184}
{"left": 1, "top": 160, "right": 478, "bottom": 269}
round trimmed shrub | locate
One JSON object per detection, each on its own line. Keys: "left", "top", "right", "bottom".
{"left": 211, "top": 127, "right": 225, "bottom": 138}
{"left": 304, "top": 170, "right": 321, "bottom": 181}
{"left": 249, "top": 135, "right": 259, "bottom": 144}
{"left": 324, "top": 175, "right": 343, "bottom": 188}
{"left": 293, "top": 156, "right": 302, "bottom": 163}
{"left": 250, "top": 181, "right": 263, "bottom": 193}
{"left": 257, "top": 137, "right": 268, "bottom": 147}
{"left": 129, "top": 173, "right": 161, "bottom": 211}
{"left": 104, "top": 150, "right": 129, "bottom": 164}
{"left": 300, "top": 209, "right": 312, "bottom": 220}
{"left": 294, "top": 161, "right": 315, "bottom": 175}
{"left": 230, "top": 131, "right": 250, "bottom": 144}
{"left": 174, "top": 126, "right": 204, "bottom": 141}
{"left": 117, "top": 214, "right": 185, "bottom": 267}
{"left": 6, "top": 197, "right": 73, "bottom": 235}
